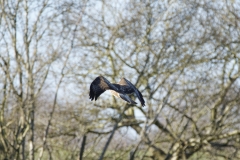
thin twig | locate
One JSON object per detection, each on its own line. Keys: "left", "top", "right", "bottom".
{"left": 98, "top": 108, "right": 126, "bottom": 160}
{"left": 79, "top": 134, "right": 87, "bottom": 160}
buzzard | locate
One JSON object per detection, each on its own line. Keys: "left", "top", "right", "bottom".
{"left": 89, "top": 76, "right": 145, "bottom": 106}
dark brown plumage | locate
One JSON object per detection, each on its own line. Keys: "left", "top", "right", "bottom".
{"left": 89, "top": 76, "right": 145, "bottom": 106}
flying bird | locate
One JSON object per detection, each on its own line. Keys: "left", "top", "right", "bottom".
{"left": 89, "top": 76, "right": 145, "bottom": 106}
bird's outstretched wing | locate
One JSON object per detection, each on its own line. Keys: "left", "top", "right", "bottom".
{"left": 119, "top": 78, "right": 145, "bottom": 106}
{"left": 118, "top": 78, "right": 134, "bottom": 94}
{"left": 89, "top": 76, "right": 117, "bottom": 101}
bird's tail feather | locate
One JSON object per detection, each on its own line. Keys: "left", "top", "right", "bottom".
{"left": 119, "top": 94, "right": 137, "bottom": 105}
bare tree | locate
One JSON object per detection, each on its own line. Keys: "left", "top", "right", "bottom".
{"left": 69, "top": 0, "right": 240, "bottom": 159}
{"left": 1, "top": 0, "right": 240, "bottom": 160}
{"left": 0, "top": 0, "right": 83, "bottom": 159}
